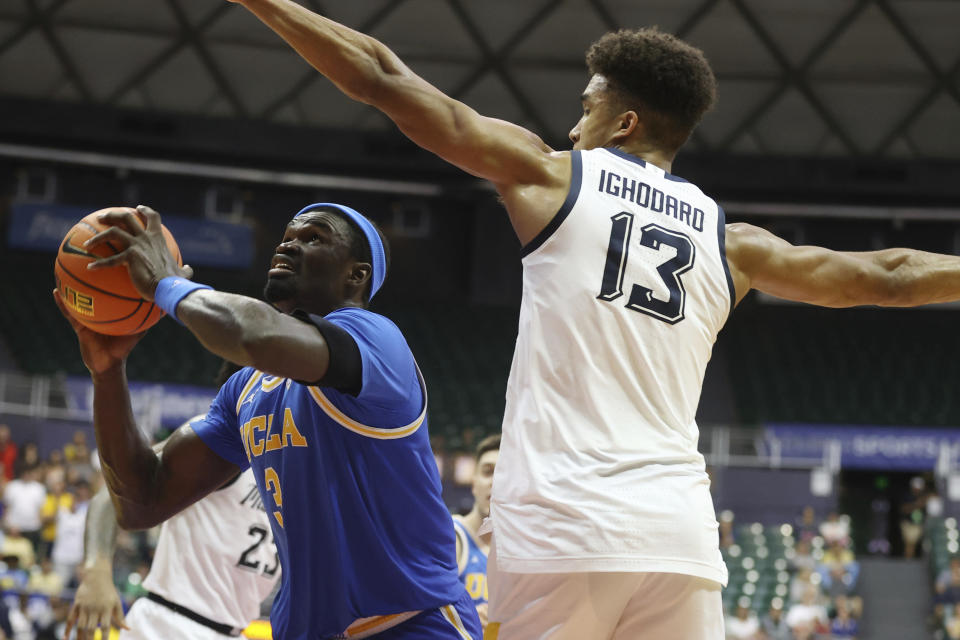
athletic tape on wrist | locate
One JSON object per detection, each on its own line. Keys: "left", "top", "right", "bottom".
{"left": 154, "top": 276, "right": 213, "bottom": 324}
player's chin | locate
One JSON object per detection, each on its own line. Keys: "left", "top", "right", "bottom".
{"left": 263, "top": 278, "right": 296, "bottom": 306}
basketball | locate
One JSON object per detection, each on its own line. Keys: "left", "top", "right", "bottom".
{"left": 54, "top": 208, "right": 182, "bottom": 336}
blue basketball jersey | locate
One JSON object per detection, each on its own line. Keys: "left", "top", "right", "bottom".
{"left": 452, "top": 519, "right": 488, "bottom": 606}
{"left": 193, "top": 308, "right": 465, "bottom": 640}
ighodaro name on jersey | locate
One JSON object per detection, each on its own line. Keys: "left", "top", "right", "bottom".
{"left": 239, "top": 408, "right": 308, "bottom": 461}
{"left": 598, "top": 168, "right": 705, "bottom": 233}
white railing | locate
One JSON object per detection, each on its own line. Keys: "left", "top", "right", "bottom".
{"left": 0, "top": 371, "right": 160, "bottom": 427}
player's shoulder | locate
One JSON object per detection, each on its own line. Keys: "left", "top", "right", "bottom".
{"left": 325, "top": 307, "right": 407, "bottom": 344}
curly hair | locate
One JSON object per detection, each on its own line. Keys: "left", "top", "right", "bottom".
{"left": 586, "top": 27, "right": 717, "bottom": 151}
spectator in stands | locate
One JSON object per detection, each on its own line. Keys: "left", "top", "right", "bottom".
{"left": 946, "top": 602, "right": 960, "bottom": 639}
{"left": 719, "top": 509, "right": 736, "bottom": 550}
{"left": 2, "top": 466, "right": 46, "bottom": 553}
{"left": 790, "top": 539, "right": 818, "bottom": 573}
{"left": 63, "top": 431, "right": 94, "bottom": 484}
{"left": 0, "top": 425, "right": 18, "bottom": 482}
{"left": 759, "top": 600, "right": 790, "bottom": 640}
{"left": 830, "top": 596, "right": 859, "bottom": 639}
{"left": 12, "top": 443, "right": 39, "bottom": 479}
{"left": 5, "top": 593, "right": 32, "bottom": 640}
{"left": 936, "top": 556, "right": 960, "bottom": 604}
{"left": 45, "top": 448, "right": 63, "bottom": 471}
{"left": 0, "top": 596, "right": 14, "bottom": 640}
{"left": 725, "top": 597, "right": 760, "bottom": 639}
{"left": 901, "top": 476, "right": 928, "bottom": 559}
{"left": 62, "top": 431, "right": 87, "bottom": 465}
{"left": 50, "top": 481, "right": 90, "bottom": 587}
{"left": 789, "top": 567, "right": 819, "bottom": 603}
{"left": 786, "top": 584, "right": 829, "bottom": 638}
{"left": 819, "top": 540, "right": 859, "bottom": 595}
{"left": 37, "top": 479, "right": 71, "bottom": 563}
{"left": 797, "top": 505, "right": 819, "bottom": 543}
{"left": 831, "top": 594, "right": 862, "bottom": 621}
{"left": 819, "top": 511, "right": 850, "bottom": 547}
{"left": 0, "top": 553, "right": 30, "bottom": 592}
{"left": 26, "top": 558, "right": 63, "bottom": 599}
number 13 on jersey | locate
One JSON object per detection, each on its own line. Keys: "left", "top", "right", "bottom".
{"left": 598, "top": 211, "right": 695, "bottom": 324}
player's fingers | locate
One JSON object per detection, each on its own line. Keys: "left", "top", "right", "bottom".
{"left": 84, "top": 225, "right": 133, "bottom": 251}
{"left": 64, "top": 604, "right": 78, "bottom": 638}
{"left": 181, "top": 264, "right": 194, "bottom": 279}
{"left": 97, "top": 208, "right": 143, "bottom": 235}
{"left": 99, "top": 608, "right": 114, "bottom": 632}
{"left": 88, "top": 250, "right": 131, "bottom": 270}
{"left": 136, "top": 204, "right": 162, "bottom": 231}
{"left": 114, "top": 602, "right": 130, "bottom": 629}
{"left": 75, "top": 606, "right": 91, "bottom": 631}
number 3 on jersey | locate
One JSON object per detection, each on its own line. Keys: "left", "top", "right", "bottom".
{"left": 264, "top": 466, "right": 283, "bottom": 528}
{"left": 598, "top": 212, "right": 695, "bottom": 324}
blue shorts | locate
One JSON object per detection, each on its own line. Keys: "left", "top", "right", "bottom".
{"left": 375, "top": 590, "right": 481, "bottom": 639}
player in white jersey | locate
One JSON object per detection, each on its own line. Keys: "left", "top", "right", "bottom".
{"left": 66, "top": 416, "right": 279, "bottom": 640}
{"left": 225, "top": 3, "right": 960, "bottom": 636}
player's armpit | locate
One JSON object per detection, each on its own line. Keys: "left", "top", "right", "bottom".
{"left": 724, "top": 222, "right": 960, "bottom": 308}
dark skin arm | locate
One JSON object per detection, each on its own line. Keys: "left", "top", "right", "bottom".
{"left": 53, "top": 289, "right": 239, "bottom": 529}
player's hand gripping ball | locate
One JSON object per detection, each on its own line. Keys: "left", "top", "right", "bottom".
{"left": 54, "top": 208, "right": 182, "bottom": 335}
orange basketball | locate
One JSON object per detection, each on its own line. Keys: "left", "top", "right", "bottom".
{"left": 54, "top": 208, "right": 182, "bottom": 335}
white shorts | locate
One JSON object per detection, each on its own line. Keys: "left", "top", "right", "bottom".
{"left": 486, "top": 543, "right": 724, "bottom": 640}
{"left": 120, "top": 597, "right": 241, "bottom": 640}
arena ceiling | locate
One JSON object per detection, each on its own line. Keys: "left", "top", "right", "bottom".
{"left": 2, "top": 0, "right": 960, "bottom": 162}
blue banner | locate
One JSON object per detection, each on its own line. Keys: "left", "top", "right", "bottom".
{"left": 64, "top": 376, "right": 217, "bottom": 429}
{"left": 8, "top": 203, "right": 253, "bottom": 269}
{"left": 764, "top": 423, "right": 960, "bottom": 470}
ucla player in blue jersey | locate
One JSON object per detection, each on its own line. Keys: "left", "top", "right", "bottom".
{"left": 452, "top": 435, "right": 499, "bottom": 630}
{"left": 53, "top": 203, "right": 480, "bottom": 640}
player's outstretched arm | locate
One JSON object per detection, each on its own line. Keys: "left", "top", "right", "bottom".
{"left": 726, "top": 222, "right": 960, "bottom": 308}
{"left": 66, "top": 486, "right": 129, "bottom": 640}
{"left": 230, "top": 0, "right": 568, "bottom": 238}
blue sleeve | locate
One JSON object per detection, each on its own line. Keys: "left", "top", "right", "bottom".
{"left": 322, "top": 309, "right": 423, "bottom": 428}
{"left": 191, "top": 369, "right": 252, "bottom": 470}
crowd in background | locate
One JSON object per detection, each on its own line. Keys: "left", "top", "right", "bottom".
{"left": 724, "top": 506, "right": 862, "bottom": 640}
{"left": 0, "top": 423, "right": 130, "bottom": 640}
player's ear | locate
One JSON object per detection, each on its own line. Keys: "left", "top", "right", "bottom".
{"left": 349, "top": 262, "right": 372, "bottom": 289}
{"left": 612, "top": 110, "right": 639, "bottom": 142}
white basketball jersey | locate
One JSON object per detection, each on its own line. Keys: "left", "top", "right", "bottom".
{"left": 142, "top": 467, "right": 280, "bottom": 628}
{"left": 492, "top": 148, "right": 732, "bottom": 584}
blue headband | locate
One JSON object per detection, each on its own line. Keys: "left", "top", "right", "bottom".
{"left": 294, "top": 203, "right": 386, "bottom": 300}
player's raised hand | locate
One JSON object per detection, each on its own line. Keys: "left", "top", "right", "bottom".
{"left": 65, "top": 565, "right": 129, "bottom": 640}
{"left": 53, "top": 288, "right": 144, "bottom": 375}
{"left": 85, "top": 205, "right": 193, "bottom": 301}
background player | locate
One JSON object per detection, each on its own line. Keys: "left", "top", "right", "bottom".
{"left": 452, "top": 435, "right": 498, "bottom": 630}
{"left": 222, "top": 2, "right": 960, "bottom": 637}
{"left": 65, "top": 412, "right": 279, "bottom": 640}
{"left": 53, "top": 203, "right": 480, "bottom": 639}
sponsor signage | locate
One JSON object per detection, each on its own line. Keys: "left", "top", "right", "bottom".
{"left": 9, "top": 203, "right": 253, "bottom": 268}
